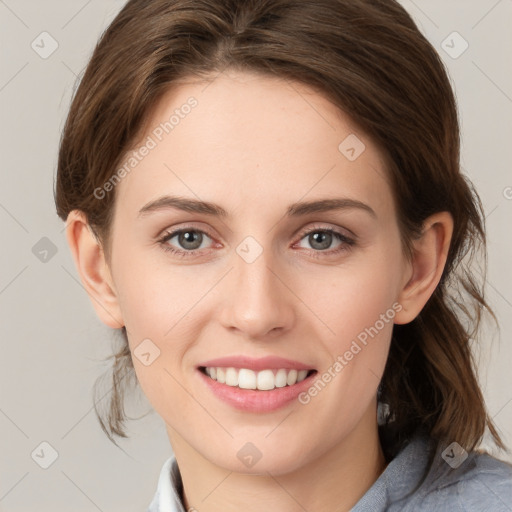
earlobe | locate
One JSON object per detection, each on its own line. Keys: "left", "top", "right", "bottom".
{"left": 65, "top": 210, "right": 124, "bottom": 329}
{"left": 394, "top": 211, "right": 454, "bottom": 325}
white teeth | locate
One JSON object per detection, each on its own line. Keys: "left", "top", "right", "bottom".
{"left": 238, "top": 369, "right": 257, "bottom": 389}
{"left": 275, "top": 369, "right": 288, "bottom": 388}
{"left": 225, "top": 367, "right": 238, "bottom": 386}
{"left": 297, "top": 370, "right": 308, "bottom": 382}
{"left": 286, "top": 369, "right": 298, "bottom": 386}
{"left": 203, "top": 367, "right": 312, "bottom": 390}
{"left": 257, "top": 369, "right": 275, "bottom": 391}
{"left": 216, "top": 367, "right": 226, "bottom": 384}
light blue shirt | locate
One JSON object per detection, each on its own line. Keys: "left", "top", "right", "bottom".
{"left": 147, "top": 429, "right": 512, "bottom": 511}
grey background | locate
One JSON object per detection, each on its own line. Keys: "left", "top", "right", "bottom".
{"left": 1, "top": 1, "right": 511, "bottom": 510}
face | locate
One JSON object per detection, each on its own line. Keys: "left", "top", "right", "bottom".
{"left": 107, "top": 70, "right": 409, "bottom": 474}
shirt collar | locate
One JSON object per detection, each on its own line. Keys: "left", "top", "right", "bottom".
{"left": 147, "top": 456, "right": 186, "bottom": 512}
{"left": 351, "top": 430, "right": 434, "bottom": 511}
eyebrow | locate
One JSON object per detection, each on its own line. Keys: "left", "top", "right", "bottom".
{"left": 137, "top": 195, "right": 377, "bottom": 219}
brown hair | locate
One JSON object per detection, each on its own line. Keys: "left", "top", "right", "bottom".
{"left": 55, "top": 0, "right": 507, "bottom": 455}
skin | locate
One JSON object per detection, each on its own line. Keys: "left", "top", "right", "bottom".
{"left": 66, "top": 70, "right": 453, "bottom": 511}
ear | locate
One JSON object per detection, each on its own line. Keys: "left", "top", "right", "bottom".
{"left": 394, "top": 211, "right": 454, "bottom": 325}
{"left": 65, "top": 210, "right": 123, "bottom": 329}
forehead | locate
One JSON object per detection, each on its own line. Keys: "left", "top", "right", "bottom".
{"left": 113, "top": 70, "right": 394, "bottom": 224}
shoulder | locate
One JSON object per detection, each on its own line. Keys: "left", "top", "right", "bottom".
{"left": 374, "top": 429, "right": 512, "bottom": 512}
{"left": 417, "top": 449, "right": 512, "bottom": 512}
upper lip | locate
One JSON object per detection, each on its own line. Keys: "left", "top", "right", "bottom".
{"left": 198, "top": 355, "right": 315, "bottom": 371}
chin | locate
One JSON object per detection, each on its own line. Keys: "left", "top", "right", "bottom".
{"left": 202, "top": 439, "right": 314, "bottom": 476}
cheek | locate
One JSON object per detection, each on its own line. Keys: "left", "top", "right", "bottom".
{"left": 307, "top": 248, "right": 401, "bottom": 349}
{"left": 300, "top": 243, "right": 401, "bottom": 408}
{"left": 113, "top": 247, "right": 199, "bottom": 337}
{"left": 112, "top": 249, "right": 217, "bottom": 403}
{"left": 281, "top": 261, "right": 397, "bottom": 463}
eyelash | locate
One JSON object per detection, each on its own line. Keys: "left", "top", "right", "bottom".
{"left": 157, "top": 225, "right": 355, "bottom": 259}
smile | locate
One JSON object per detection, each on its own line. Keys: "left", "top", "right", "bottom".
{"left": 196, "top": 355, "right": 318, "bottom": 412}
{"left": 200, "top": 367, "right": 316, "bottom": 391}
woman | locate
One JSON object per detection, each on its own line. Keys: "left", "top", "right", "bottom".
{"left": 55, "top": 0, "right": 512, "bottom": 510}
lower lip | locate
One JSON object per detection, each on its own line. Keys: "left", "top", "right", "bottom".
{"left": 197, "top": 369, "right": 317, "bottom": 412}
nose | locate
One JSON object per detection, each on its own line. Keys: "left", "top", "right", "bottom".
{"left": 218, "top": 240, "right": 295, "bottom": 340}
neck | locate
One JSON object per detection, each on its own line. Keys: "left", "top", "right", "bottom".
{"left": 168, "top": 405, "right": 387, "bottom": 512}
